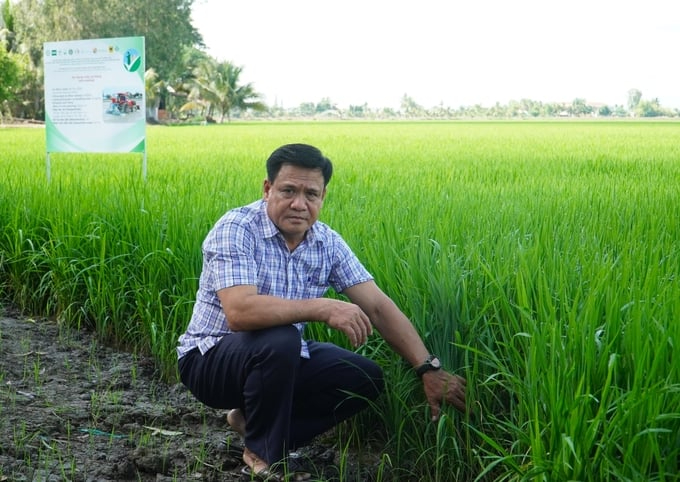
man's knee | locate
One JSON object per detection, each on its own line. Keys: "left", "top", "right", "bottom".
{"left": 343, "top": 356, "right": 384, "bottom": 401}
{"left": 247, "top": 325, "right": 302, "bottom": 369}
{"left": 363, "top": 360, "right": 385, "bottom": 400}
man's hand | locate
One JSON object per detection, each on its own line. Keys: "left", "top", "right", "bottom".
{"left": 324, "top": 299, "right": 373, "bottom": 347}
{"left": 422, "top": 370, "right": 467, "bottom": 420}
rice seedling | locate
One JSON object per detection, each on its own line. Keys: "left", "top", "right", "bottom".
{"left": 1, "top": 121, "right": 678, "bottom": 480}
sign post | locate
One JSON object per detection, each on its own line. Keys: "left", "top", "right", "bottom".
{"left": 43, "top": 37, "right": 146, "bottom": 181}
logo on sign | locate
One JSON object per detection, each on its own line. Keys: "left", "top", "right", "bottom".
{"left": 123, "top": 48, "right": 142, "bottom": 72}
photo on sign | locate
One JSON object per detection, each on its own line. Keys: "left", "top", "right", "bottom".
{"left": 102, "top": 87, "right": 143, "bottom": 122}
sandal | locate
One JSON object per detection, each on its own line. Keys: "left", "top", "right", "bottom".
{"left": 218, "top": 436, "right": 245, "bottom": 457}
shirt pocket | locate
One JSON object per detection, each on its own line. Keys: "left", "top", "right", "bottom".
{"left": 297, "top": 261, "right": 331, "bottom": 299}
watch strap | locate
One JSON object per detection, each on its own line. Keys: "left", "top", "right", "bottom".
{"left": 415, "top": 355, "right": 441, "bottom": 377}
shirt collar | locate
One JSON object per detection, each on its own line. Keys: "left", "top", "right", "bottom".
{"left": 258, "top": 199, "right": 321, "bottom": 245}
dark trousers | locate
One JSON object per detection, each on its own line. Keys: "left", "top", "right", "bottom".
{"left": 178, "top": 325, "right": 384, "bottom": 464}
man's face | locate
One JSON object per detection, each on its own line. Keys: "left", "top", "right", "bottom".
{"left": 263, "top": 163, "right": 326, "bottom": 249}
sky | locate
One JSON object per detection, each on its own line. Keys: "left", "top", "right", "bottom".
{"left": 191, "top": 0, "right": 680, "bottom": 110}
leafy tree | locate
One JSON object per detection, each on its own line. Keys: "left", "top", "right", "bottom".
{"left": 8, "top": 0, "right": 201, "bottom": 119}
{"left": 348, "top": 104, "right": 366, "bottom": 117}
{"left": 627, "top": 88, "right": 642, "bottom": 114}
{"left": 598, "top": 105, "right": 612, "bottom": 116}
{"left": 637, "top": 98, "right": 665, "bottom": 117}
{"left": 1, "top": 2, "right": 19, "bottom": 107}
{"left": 613, "top": 104, "right": 628, "bottom": 117}
{"left": 145, "top": 68, "right": 166, "bottom": 122}
{"left": 0, "top": 45, "right": 20, "bottom": 107}
{"left": 61, "top": 0, "right": 202, "bottom": 82}
{"left": 315, "top": 97, "right": 335, "bottom": 113}
{"left": 11, "top": 1, "right": 80, "bottom": 66}
{"left": 400, "top": 94, "right": 423, "bottom": 117}
{"left": 0, "top": 4, "right": 35, "bottom": 120}
{"left": 1, "top": 0, "right": 16, "bottom": 51}
{"left": 544, "top": 103, "right": 559, "bottom": 117}
{"left": 571, "top": 98, "right": 592, "bottom": 116}
{"left": 1, "top": 0, "right": 38, "bottom": 119}
{"left": 298, "top": 102, "right": 315, "bottom": 117}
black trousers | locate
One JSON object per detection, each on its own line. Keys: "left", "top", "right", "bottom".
{"left": 178, "top": 325, "right": 384, "bottom": 464}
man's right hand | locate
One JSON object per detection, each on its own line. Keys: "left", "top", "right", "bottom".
{"left": 324, "top": 299, "right": 373, "bottom": 347}
{"left": 218, "top": 286, "right": 372, "bottom": 345}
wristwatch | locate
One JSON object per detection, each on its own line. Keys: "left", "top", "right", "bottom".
{"left": 415, "top": 354, "right": 442, "bottom": 377}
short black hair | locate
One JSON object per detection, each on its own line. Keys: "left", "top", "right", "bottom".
{"left": 266, "top": 143, "right": 333, "bottom": 186}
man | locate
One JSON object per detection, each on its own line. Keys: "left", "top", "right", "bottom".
{"left": 177, "top": 143, "right": 466, "bottom": 481}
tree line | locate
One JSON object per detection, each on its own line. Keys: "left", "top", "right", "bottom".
{"left": 239, "top": 91, "right": 677, "bottom": 121}
{"left": 0, "top": 0, "right": 264, "bottom": 123}
{"left": 1, "top": 1, "right": 677, "bottom": 123}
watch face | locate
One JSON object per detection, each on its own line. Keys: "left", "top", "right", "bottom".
{"left": 431, "top": 357, "right": 441, "bottom": 369}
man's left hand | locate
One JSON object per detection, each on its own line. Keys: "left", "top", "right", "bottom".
{"left": 422, "top": 370, "right": 467, "bottom": 420}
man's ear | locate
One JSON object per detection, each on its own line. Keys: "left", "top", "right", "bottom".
{"left": 263, "top": 178, "right": 271, "bottom": 199}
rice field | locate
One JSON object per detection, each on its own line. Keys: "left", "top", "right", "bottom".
{"left": 1, "top": 121, "right": 679, "bottom": 481}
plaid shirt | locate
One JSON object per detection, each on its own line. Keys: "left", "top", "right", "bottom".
{"left": 177, "top": 199, "right": 373, "bottom": 359}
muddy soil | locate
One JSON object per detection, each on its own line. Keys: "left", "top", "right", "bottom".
{"left": 0, "top": 309, "right": 382, "bottom": 481}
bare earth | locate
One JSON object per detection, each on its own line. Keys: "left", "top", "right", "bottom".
{"left": 0, "top": 310, "right": 377, "bottom": 481}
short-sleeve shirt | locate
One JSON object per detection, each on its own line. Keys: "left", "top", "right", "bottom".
{"left": 177, "top": 199, "right": 373, "bottom": 359}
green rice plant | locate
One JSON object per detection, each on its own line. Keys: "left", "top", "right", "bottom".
{"left": 1, "top": 121, "right": 679, "bottom": 480}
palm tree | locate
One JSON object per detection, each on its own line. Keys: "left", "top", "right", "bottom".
{"left": 183, "top": 59, "right": 265, "bottom": 122}
{"left": 144, "top": 68, "right": 165, "bottom": 122}
{"left": 227, "top": 73, "right": 266, "bottom": 121}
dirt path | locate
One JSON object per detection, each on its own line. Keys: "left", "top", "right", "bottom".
{"left": 0, "top": 312, "right": 361, "bottom": 481}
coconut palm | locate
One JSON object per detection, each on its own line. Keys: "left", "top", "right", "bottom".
{"left": 144, "top": 68, "right": 166, "bottom": 122}
{"left": 183, "top": 58, "right": 265, "bottom": 122}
